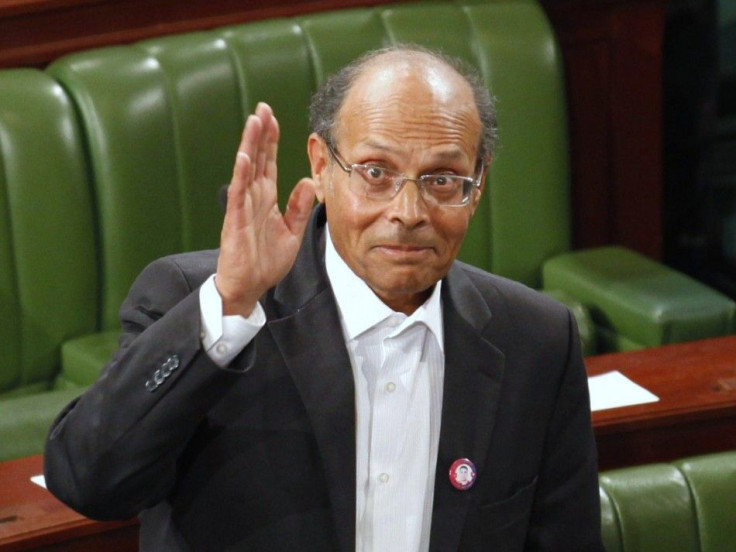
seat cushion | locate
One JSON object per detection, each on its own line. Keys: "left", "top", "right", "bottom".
{"left": 0, "top": 387, "right": 85, "bottom": 461}
{"left": 57, "top": 331, "right": 122, "bottom": 389}
{"left": 543, "top": 246, "right": 736, "bottom": 350}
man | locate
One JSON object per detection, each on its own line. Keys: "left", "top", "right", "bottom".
{"left": 44, "top": 46, "right": 603, "bottom": 551}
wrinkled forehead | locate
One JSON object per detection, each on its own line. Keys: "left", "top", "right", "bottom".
{"left": 335, "top": 54, "right": 482, "bottom": 156}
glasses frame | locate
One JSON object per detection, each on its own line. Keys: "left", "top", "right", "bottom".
{"left": 325, "top": 142, "right": 483, "bottom": 207}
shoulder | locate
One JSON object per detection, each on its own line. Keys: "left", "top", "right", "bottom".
{"left": 448, "top": 261, "right": 575, "bottom": 357}
{"left": 451, "top": 260, "right": 568, "bottom": 320}
{"left": 135, "top": 250, "right": 218, "bottom": 289}
{"left": 121, "top": 250, "right": 219, "bottom": 316}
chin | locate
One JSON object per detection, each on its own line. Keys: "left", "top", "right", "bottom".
{"left": 373, "top": 277, "right": 436, "bottom": 296}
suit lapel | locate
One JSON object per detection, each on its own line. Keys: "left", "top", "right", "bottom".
{"left": 264, "top": 207, "right": 506, "bottom": 551}
{"left": 429, "top": 265, "right": 506, "bottom": 552}
{"left": 265, "top": 205, "right": 356, "bottom": 552}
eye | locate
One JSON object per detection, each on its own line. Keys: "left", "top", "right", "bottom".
{"left": 366, "top": 166, "right": 386, "bottom": 181}
{"left": 427, "top": 175, "right": 460, "bottom": 189}
{"left": 356, "top": 165, "right": 391, "bottom": 186}
{"left": 424, "top": 175, "right": 464, "bottom": 201}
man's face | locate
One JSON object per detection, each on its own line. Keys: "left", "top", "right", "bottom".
{"left": 309, "top": 55, "right": 485, "bottom": 314}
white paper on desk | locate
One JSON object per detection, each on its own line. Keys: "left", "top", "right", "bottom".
{"left": 30, "top": 474, "right": 46, "bottom": 489}
{"left": 588, "top": 371, "right": 659, "bottom": 412}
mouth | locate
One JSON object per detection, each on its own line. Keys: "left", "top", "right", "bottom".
{"left": 374, "top": 243, "right": 434, "bottom": 261}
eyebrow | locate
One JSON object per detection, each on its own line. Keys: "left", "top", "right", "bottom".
{"left": 360, "top": 140, "right": 395, "bottom": 154}
{"left": 360, "top": 140, "right": 468, "bottom": 163}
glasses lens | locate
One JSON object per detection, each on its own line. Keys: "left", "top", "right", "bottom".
{"left": 351, "top": 165, "right": 398, "bottom": 199}
{"left": 422, "top": 175, "right": 472, "bottom": 206}
{"left": 345, "top": 162, "right": 476, "bottom": 206}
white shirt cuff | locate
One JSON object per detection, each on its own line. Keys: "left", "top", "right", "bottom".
{"left": 199, "top": 274, "right": 266, "bottom": 367}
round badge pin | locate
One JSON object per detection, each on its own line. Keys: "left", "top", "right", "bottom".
{"left": 449, "top": 458, "right": 477, "bottom": 490}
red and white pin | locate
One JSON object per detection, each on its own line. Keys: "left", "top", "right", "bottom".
{"left": 449, "top": 458, "right": 477, "bottom": 490}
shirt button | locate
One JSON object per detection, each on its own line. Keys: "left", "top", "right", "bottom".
{"left": 378, "top": 473, "right": 390, "bottom": 483}
{"left": 385, "top": 382, "right": 396, "bottom": 393}
{"left": 215, "top": 343, "right": 229, "bottom": 355}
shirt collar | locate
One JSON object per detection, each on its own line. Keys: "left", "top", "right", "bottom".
{"left": 325, "top": 224, "right": 444, "bottom": 351}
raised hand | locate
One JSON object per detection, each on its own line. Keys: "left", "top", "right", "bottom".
{"left": 215, "top": 102, "right": 316, "bottom": 317}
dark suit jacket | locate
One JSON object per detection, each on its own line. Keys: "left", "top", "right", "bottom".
{"left": 45, "top": 205, "right": 603, "bottom": 551}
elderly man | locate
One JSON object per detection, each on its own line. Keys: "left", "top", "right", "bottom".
{"left": 44, "top": 46, "right": 603, "bottom": 551}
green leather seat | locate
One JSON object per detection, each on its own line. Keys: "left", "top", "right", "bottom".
{"left": 0, "top": 70, "right": 98, "bottom": 459}
{"left": 544, "top": 247, "right": 736, "bottom": 351}
{"left": 0, "top": 71, "right": 98, "bottom": 395}
{"left": 599, "top": 450, "right": 736, "bottom": 552}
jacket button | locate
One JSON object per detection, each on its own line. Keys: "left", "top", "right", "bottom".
{"left": 163, "top": 354, "right": 180, "bottom": 371}
{"left": 153, "top": 369, "right": 165, "bottom": 385}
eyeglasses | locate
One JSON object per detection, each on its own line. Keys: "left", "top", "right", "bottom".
{"left": 326, "top": 143, "right": 482, "bottom": 207}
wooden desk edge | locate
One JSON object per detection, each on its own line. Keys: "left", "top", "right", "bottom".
{"left": 0, "top": 455, "right": 137, "bottom": 550}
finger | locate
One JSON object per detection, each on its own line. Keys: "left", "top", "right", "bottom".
{"left": 283, "top": 178, "right": 316, "bottom": 239}
{"left": 255, "top": 101, "right": 272, "bottom": 120}
{"left": 254, "top": 103, "right": 274, "bottom": 179}
{"left": 238, "top": 114, "right": 263, "bottom": 186}
{"left": 223, "top": 151, "right": 251, "bottom": 226}
{"left": 264, "top": 113, "right": 280, "bottom": 183}
{"left": 245, "top": 112, "right": 274, "bottom": 213}
{"left": 237, "top": 114, "right": 262, "bottom": 157}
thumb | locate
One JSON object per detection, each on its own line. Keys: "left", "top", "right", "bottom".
{"left": 284, "top": 178, "right": 317, "bottom": 238}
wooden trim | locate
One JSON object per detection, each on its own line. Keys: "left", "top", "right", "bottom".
{"left": 0, "top": 455, "right": 138, "bottom": 551}
{"left": 587, "top": 335, "right": 736, "bottom": 470}
{"left": 543, "top": 0, "right": 666, "bottom": 259}
{"left": 0, "top": 0, "right": 407, "bottom": 68}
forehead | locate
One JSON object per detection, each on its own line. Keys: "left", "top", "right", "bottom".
{"left": 336, "top": 55, "right": 481, "bottom": 158}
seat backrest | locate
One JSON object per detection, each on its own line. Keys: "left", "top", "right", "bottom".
{"left": 600, "top": 464, "right": 700, "bottom": 552}
{"left": 674, "top": 451, "right": 736, "bottom": 552}
{"left": 46, "top": 40, "right": 243, "bottom": 330}
{"left": 599, "top": 450, "right": 736, "bottom": 552}
{"left": 46, "top": 0, "right": 570, "bottom": 330}
{"left": 0, "top": 70, "right": 98, "bottom": 395}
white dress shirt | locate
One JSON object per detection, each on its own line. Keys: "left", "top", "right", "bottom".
{"left": 199, "top": 227, "right": 445, "bottom": 552}
{"left": 325, "top": 230, "right": 445, "bottom": 552}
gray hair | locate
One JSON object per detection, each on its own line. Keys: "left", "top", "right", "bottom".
{"left": 308, "top": 44, "right": 498, "bottom": 167}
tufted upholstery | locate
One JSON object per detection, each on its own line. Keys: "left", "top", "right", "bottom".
{"left": 0, "top": 70, "right": 98, "bottom": 402}
{"left": 0, "top": 0, "right": 734, "bottom": 460}
{"left": 599, "top": 450, "right": 736, "bottom": 552}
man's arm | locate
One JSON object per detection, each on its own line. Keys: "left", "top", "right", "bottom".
{"left": 45, "top": 254, "right": 245, "bottom": 520}
{"left": 43, "top": 103, "right": 316, "bottom": 521}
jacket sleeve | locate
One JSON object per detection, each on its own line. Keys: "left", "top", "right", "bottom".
{"left": 44, "top": 254, "right": 255, "bottom": 521}
{"left": 525, "top": 312, "right": 604, "bottom": 551}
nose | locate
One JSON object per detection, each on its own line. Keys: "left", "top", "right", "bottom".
{"left": 386, "top": 178, "right": 429, "bottom": 227}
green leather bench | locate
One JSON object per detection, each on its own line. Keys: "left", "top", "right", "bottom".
{"left": 599, "top": 450, "right": 736, "bottom": 552}
{"left": 1, "top": 0, "right": 734, "bottom": 460}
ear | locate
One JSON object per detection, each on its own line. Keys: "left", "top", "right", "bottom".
{"left": 307, "top": 133, "right": 329, "bottom": 203}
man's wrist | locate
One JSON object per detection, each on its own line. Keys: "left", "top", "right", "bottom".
{"left": 200, "top": 275, "right": 266, "bottom": 367}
